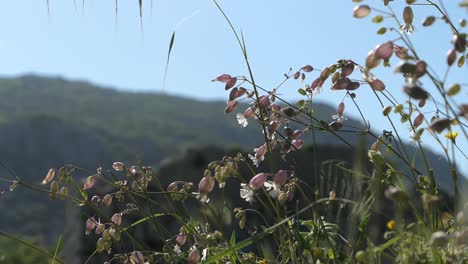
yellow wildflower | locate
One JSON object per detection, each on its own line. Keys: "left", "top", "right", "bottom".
{"left": 387, "top": 220, "right": 396, "bottom": 230}
{"left": 444, "top": 131, "right": 458, "bottom": 142}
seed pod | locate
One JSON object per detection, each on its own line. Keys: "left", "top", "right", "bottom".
{"left": 447, "top": 49, "right": 457, "bottom": 66}
{"left": 224, "top": 100, "right": 238, "bottom": 113}
{"left": 320, "top": 67, "right": 331, "bottom": 81}
{"left": 301, "top": 65, "right": 314, "bottom": 72}
{"left": 49, "top": 181, "right": 59, "bottom": 200}
{"left": 413, "top": 113, "right": 424, "bottom": 128}
{"left": 422, "top": 16, "right": 436, "bottom": 26}
{"left": 414, "top": 60, "right": 427, "bottom": 78}
{"left": 59, "top": 187, "right": 68, "bottom": 200}
{"left": 341, "top": 62, "right": 355, "bottom": 77}
{"left": 383, "top": 106, "right": 392, "bottom": 116}
{"left": 366, "top": 51, "right": 382, "bottom": 69}
{"left": 95, "top": 224, "right": 105, "bottom": 234}
{"left": 453, "top": 34, "right": 467, "bottom": 53}
{"left": 225, "top": 77, "right": 237, "bottom": 90}
{"left": 353, "top": 5, "right": 371, "bottom": 18}
{"left": 333, "top": 78, "right": 350, "bottom": 90}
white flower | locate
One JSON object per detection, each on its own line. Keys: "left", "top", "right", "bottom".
{"left": 264, "top": 181, "right": 281, "bottom": 199}
{"left": 331, "top": 114, "right": 347, "bottom": 122}
{"left": 201, "top": 248, "right": 209, "bottom": 262}
{"left": 236, "top": 113, "right": 248, "bottom": 127}
{"left": 173, "top": 244, "right": 182, "bottom": 255}
{"left": 399, "top": 23, "right": 415, "bottom": 34}
{"left": 194, "top": 192, "right": 210, "bottom": 203}
{"left": 248, "top": 153, "right": 264, "bottom": 167}
{"left": 240, "top": 183, "right": 254, "bottom": 203}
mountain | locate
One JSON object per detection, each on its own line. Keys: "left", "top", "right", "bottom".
{"left": 0, "top": 75, "right": 463, "bottom": 255}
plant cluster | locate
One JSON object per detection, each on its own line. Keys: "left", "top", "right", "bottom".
{"left": 3, "top": 0, "right": 468, "bottom": 263}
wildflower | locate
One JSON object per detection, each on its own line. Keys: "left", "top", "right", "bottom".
{"left": 248, "top": 144, "right": 268, "bottom": 167}
{"left": 331, "top": 113, "right": 347, "bottom": 123}
{"left": 236, "top": 113, "right": 248, "bottom": 127}
{"left": 201, "top": 248, "right": 209, "bottom": 262}
{"left": 444, "top": 131, "right": 458, "bottom": 142}
{"left": 173, "top": 244, "right": 182, "bottom": 255}
{"left": 41, "top": 168, "right": 55, "bottom": 185}
{"left": 264, "top": 181, "right": 281, "bottom": 198}
{"left": 240, "top": 183, "right": 255, "bottom": 203}
{"left": 400, "top": 6, "right": 415, "bottom": 34}
{"left": 387, "top": 219, "right": 396, "bottom": 230}
{"left": 273, "top": 170, "right": 288, "bottom": 186}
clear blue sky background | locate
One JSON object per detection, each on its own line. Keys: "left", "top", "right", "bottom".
{"left": 0, "top": 1, "right": 466, "bottom": 174}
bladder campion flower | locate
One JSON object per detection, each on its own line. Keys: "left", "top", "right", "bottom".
{"left": 240, "top": 183, "right": 254, "bottom": 203}
{"left": 400, "top": 6, "right": 415, "bottom": 34}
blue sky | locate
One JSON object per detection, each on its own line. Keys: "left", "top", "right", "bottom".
{"left": 0, "top": 1, "right": 466, "bottom": 174}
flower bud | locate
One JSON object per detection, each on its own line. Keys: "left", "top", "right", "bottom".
{"left": 85, "top": 217, "right": 96, "bottom": 235}
{"left": 422, "top": 16, "right": 436, "bottom": 26}
{"left": 198, "top": 176, "right": 215, "bottom": 194}
{"left": 83, "top": 175, "right": 96, "bottom": 190}
{"left": 447, "top": 49, "right": 457, "bottom": 66}
{"left": 59, "top": 187, "right": 68, "bottom": 200}
{"left": 176, "top": 233, "right": 187, "bottom": 246}
{"left": 353, "top": 5, "right": 371, "bottom": 18}
{"left": 41, "top": 168, "right": 55, "bottom": 185}
{"left": 111, "top": 213, "right": 122, "bottom": 226}
{"left": 224, "top": 100, "right": 238, "bottom": 113}
{"left": 188, "top": 248, "right": 200, "bottom": 264}
{"left": 333, "top": 78, "right": 350, "bottom": 90}
{"left": 383, "top": 106, "right": 392, "bottom": 116}
{"left": 403, "top": 6, "right": 414, "bottom": 24}
{"left": 91, "top": 195, "right": 101, "bottom": 207}
{"left": 255, "top": 144, "right": 268, "bottom": 159}
{"left": 212, "top": 74, "right": 232, "bottom": 83}
{"left": 366, "top": 51, "right": 382, "bottom": 69}
{"left": 273, "top": 170, "right": 288, "bottom": 186}
{"left": 49, "top": 181, "right": 59, "bottom": 200}
{"left": 369, "top": 79, "right": 385, "bottom": 91}
{"left": 112, "top": 162, "right": 125, "bottom": 172}
{"left": 102, "top": 194, "right": 113, "bottom": 207}
{"left": 258, "top": 95, "right": 270, "bottom": 108}
{"left": 413, "top": 113, "right": 424, "bottom": 128}
{"left": 95, "top": 223, "right": 105, "bottom": 234}
{"left": 249, "top": 173, "right": 270, "bottom": 190}
{"left": 301, "top": 65, "right": 314, "bottom": 72}
{"left": 337, "top": 102, "right": 345, "bottom": 116}
{"left": 375, "top": 41, "right": 394, "bottom": 60}
{"left": 291, "top": 139, "right": 304, "bottom": 151}
{"left": 243, "top": 106, "right": 256, "bottom": 119}
{"left": 341, "top": 62, "right": 355, "bottom": 77}
{"left": 131, "top": 251, "right": 145, "bottom": 264}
